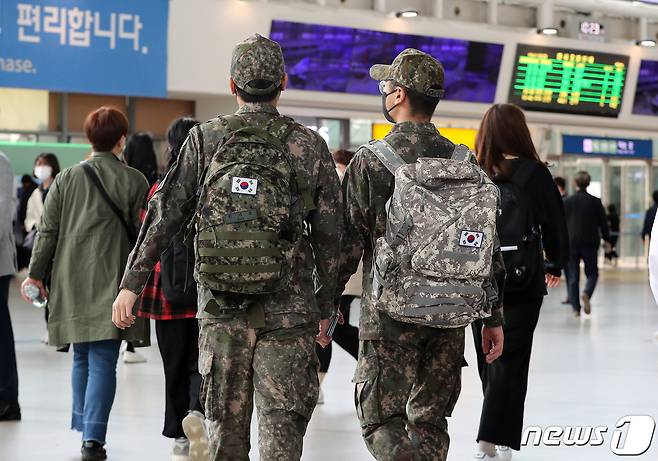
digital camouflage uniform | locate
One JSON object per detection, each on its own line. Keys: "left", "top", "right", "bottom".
{"left": 338, "top": 49, "right": 505, "bottom": 461}
{"left": 121, "top": 34, "right": 342, "bottom": 461}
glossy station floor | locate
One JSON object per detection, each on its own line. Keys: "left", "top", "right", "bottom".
{"left": 1, "top": 269, "right": 657, "bottom": 460}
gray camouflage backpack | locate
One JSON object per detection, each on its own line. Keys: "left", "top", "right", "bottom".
{"left": 366, "top": 140, "right": 500, "bottom": 328}
{"left": 192, "top": 115, "right": 313, "bottom": 295}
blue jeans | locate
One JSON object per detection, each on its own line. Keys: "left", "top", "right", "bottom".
{"left": 71, "top": 340, "right": 121, "bottom": 444}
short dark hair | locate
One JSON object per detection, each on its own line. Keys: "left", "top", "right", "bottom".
{"left": 652, "top": 190, "right": 658, "bottom": 204}
{"left": 236, "top": 79, "right": 282, "bottom": 103}
{"left": 124, "top": 132, "right": 158, "bottom": 185}
{"left": 332, "top": 149, "right": 355, "bottom": 168}
{"left": 575, "top": 171, "right": 591, "bottom": 190}
{"left": 553, "top": 176, "right": 566, "bottom": 190}
{"left": 84, "top": 106, "right": 129, "bottom": 152}
{"left": 34, "top": 152, "right": 61, "bottom": 178}
{"left": 397, "top": 83, "right": 441, "bottom": 118}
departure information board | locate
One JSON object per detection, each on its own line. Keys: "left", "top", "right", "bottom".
{"left": 509, "top": 45, "right": 629, "bottom": 117}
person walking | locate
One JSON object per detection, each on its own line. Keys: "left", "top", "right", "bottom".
{"left": 24, "top": 152, "right": 60, "bottom": 342}
{"left": 471, "top": 103, "right": 569, "bottom": 460}
{"left": 135, "top": 117, "right": 209, "bottom": 461}
{"left": 316, "top": 149, "right": 360, "bottom": 404}
{"left": 605, "top": 204, "right": 620, "bottom": 266}
{"left": 21, "top": 106, "right": 150, "bottom": 461}
{"left": 564, "top": 171, "right": 610, "bottom": 316}
{"left": 112, "top": 34, "right": 342, "bottom": 461}
{"left": 0, "top": 152, "right": 20, "bottom": 422}
{"left": 338, "top": 49, "right": 505, "bottom": 461}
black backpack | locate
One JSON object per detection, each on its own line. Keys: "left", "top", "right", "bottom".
{"left": 494, "top": 161, "right": 542, "bottom": 293}
{"left": 160, "top": 231, "right": 198, "bottom": 308}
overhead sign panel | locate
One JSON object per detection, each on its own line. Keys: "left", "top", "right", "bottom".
{"left": 562, "top": 134, "right": 652, "bottom": 159}
{"left": 509, "top": 44, "right": 628, "bottom": 117}
{"left": 270, "top": 20, "right": 504, "bottom": 103}
{"left": 0, "top": 0, "right": 168, "bottom": 97}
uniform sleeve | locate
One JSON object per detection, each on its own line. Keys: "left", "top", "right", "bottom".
{"left": 336, "top": 149, "right": 371, "bottom": 300}
{"left": 120, "top": 128, "right": 202, "bottom": 294}
{"left": 28, "top": 175, "right": 62, "bottom": 280}
{"left": 307, "top": 136, "right": 343, "bottom": 319}
{"left": 483, "top": 238, "right": 505, "bottom": 328}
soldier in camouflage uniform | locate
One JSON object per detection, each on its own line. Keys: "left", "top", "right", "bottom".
{"left": 113, "top": 34, "right": 342, "bottom": 461}
{"left": 338, "top": 49, "right": 506, "bottom": 461}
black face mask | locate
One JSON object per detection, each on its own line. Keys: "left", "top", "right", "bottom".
{"left": 381, "top": 90, "right": 399, "bottom": 124}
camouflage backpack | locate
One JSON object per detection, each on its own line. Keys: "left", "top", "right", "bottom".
{"left": 367, "top": 140, "right": 500, "bottom": 328}
{"left": 192, "top": 115, "right": 311, "bottom": 295}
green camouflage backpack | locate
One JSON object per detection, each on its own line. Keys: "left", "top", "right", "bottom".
{"left": 193, "top": 115, "right": 310, "bottom": 295}
{"left": 367, "top": 140, "right": 500, "bottom": 328}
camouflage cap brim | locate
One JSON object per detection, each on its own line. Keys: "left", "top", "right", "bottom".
{"left": 369, "top": 64, "right": 393, "bottom": 81}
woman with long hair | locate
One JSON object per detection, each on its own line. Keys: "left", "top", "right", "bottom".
{"left": 472, "top": 104, "right": 569, "bottom": 460}
{"left": 123, "top": 132, "right": 159, "bottom": 186}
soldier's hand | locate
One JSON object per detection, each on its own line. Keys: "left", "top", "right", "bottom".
{"left": 316, "top": 319, "right": 332, "bottom": 348}
{"left": 112, "top": 288, "right": 138, "bottom": 329}
{"left": 482, "top": 325, "right": 504, "bottom": 364}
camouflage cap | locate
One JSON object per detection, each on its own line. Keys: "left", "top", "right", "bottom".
{"left": 231, "top": 34, "right": 285, "bottom": 96}
{"left": 370, "top": 48, "right": 445, "bottom": 98}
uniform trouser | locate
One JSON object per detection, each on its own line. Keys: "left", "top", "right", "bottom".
{"left": 353, "top": 327, "right": 465, "bottom": 461}
{"left": 567, "top": 245, "right": 599, "bottom": 312}
{"left": 471, "top": 298, "right": 542, "bottom": 451}
{"left": 198, "top": 318, "right": 319, "bottom": 461}
{"left": 155, "top": 318, "right": 203, "bottom": 439}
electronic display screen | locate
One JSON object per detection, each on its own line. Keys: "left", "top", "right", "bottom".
{"left": 509, "top": 45, "right": 629, "bottom": 117}
{"left": 269, "top": 20, "right": 504, "bottom": 103}
{"left": 632, "top": 59, "right": 658, "bottom": 116}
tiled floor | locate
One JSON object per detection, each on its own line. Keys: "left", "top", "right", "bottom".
{"left": 1, "top": 269, "right": 657, "bottom": 460}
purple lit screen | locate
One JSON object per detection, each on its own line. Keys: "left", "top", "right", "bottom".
{"left": 632, "top": 60, "right": 658, "bottom": 116}
{"left": 269, "top": 20, "right": 504, "bottom": 103}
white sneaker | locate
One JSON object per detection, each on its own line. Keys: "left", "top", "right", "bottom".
{"left": 182, "top": 411, "right": 209, "bottom": 461}
{"left": 317, "top": 388, "right": 325, "bottom": 405}
{"left": 40, "top": 332, "right": 49, "bottom": 345}
{"left": 496, "top": 446, "right": 513, "bottom": 461}
{"left": 122, "top": 350, "right": 147, "bottom": 364}
{"left": 474, "top": 451, "right": 498, "bottom": 459}
{"left": 171, "top": 438, "right": 189, "bottom": 461}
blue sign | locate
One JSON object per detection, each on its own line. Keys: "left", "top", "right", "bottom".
{"left": 0, "top": 0, "right": 168, "bottom": 97}
{"left": 562, "top": 134, "right": 653, "bottom": 159}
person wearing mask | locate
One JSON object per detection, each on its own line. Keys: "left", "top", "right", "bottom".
{"left": 338, "top": 49, "right": 505, "bottom": 461}
{"left": 564, "top": 171, "right": 610, "bottom": 317}
{"left": 0, "top": 152, "right": 20, "bottom": 422}
{"left": 136, "top": 117, "right": 209, "bottom": 461}
{"left": 605, "top": 204, "right": 620, "bottom": 267}
{"left": 553, "top": 176, "right": 567, "bottom": 199}
{"left": 316, "top": 149, "right": 360, "bottom": 405}
{"left": 642, "top": 190, "right": 658, "bottom": 242}
{"left": 24, "top": 153, "right": 60, "bottom": 342}
{"left": 472, "top": 103, "right": 569, "bottom": 460}
{"left": 21, "top": 106, "right": 150, "bottom": 461}
{"left": 121, "top": 132, "right": 159, "bottom": 363}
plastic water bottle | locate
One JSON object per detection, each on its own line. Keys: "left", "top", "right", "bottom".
{"left": 24, "top": 283, "right": 47, "bottom": 309}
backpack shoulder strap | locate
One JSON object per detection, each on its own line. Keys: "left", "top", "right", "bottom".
{"left": 81, "top": 162, "right": 136, "bottom": 244}
{"left": 451, "top": 144, "right": 473, "bottom": 162}
{"left": 361, "top": 139, "right": 406, "bottom": 175}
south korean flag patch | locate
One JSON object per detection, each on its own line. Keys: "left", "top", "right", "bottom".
{"left": 231, "top": 177, "right": 258, "bottom": 195}
{"left": 459, "top": 230, "right": 484, "bottom": 249}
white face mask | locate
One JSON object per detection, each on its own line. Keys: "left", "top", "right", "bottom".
{"left": 34, "top": 165, "right": 53, "bottom": 181}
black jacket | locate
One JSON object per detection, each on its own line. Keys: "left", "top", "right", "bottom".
{"left": 499, "top": 159, "right": 570, "bottom": 303}
{"left": 642, "top": 204, "right": 657, "bottom": 240}
{"left": 564, "top": 190, "right": 610, "bottom": 248}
